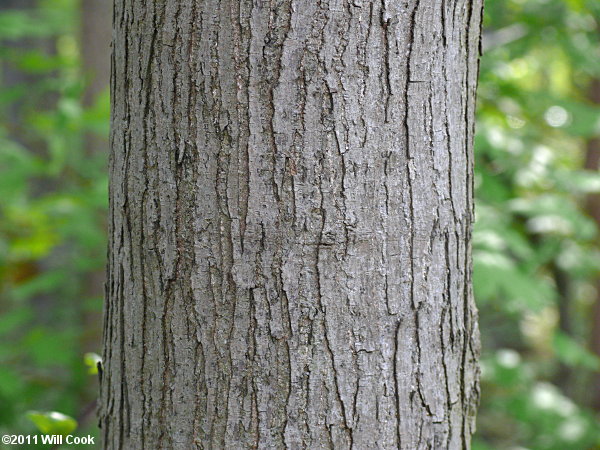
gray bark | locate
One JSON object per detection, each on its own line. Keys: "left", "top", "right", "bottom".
{"left": 100, "top": 0, "right": 483, "bottom": 448}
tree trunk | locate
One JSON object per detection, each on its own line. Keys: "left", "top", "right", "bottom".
{"left": 78, "top": 0, "right": 112, "bottom": 425}
{"left": 81, "top": 0, "right": 111, "bottom": 156}
{"left": 100, "top": 1, "right": 483, "bottom": 448}
{"left": 583, "top": 78, "right": 600, "bottom": 411}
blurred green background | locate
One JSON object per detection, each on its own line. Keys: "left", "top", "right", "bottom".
{"left": 0, "top": 0, "right": 599, "bottom": 448}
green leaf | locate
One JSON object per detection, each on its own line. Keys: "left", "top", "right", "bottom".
{"left": 84, "top": 352, "right": 102, "bottom": 375}
{"left": 26, "top": 411, "right": 77, "bottom": 435}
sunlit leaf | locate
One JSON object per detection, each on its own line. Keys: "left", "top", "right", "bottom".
{"left": 26, "top": 411, "right": 77, "bottom": 436}
{"left": 84, "top": 352, "right": 102, "bottom": 375}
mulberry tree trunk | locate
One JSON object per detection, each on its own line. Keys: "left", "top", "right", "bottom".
{"left": 100, "top": 0, "right": 483, "bottom": 448}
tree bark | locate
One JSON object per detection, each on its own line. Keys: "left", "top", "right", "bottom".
{"left": 100, "top": 1, "right": 483, "bottom": 448}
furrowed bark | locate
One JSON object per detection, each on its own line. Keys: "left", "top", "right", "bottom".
{"left": 100, "top": 0, "right": 483, "bottom": 448}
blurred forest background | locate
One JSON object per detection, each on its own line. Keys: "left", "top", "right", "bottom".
{"left": 0, "top": 0, "right": 599, "bottom": 448}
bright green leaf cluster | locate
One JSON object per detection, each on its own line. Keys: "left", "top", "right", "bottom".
{"left": 26, "top": 411, "right": 77, "bottom": 436}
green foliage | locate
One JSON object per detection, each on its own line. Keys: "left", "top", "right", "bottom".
{"left": 476, "top": 350, "right": 600, "bottom": 450}
{"left": 552, "top": 332, "right": 600, "bottom": 371}
{"left": 26, "top": 411, "right": 77, "bottom": 436}
{"left": 83, "top": 352, "right": 101, "bottom": 375}
{"left": 474, "top": 0, "right": 600, "bottom": 448}
{"left": 0, "top": 0, "right": 107, "bottom": 445}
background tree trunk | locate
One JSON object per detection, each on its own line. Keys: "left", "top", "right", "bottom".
{"left": 81, "top": 0, "right": 111, "bottom": 156}
{"left": 78, "top": 0, "right": 112, "bottom": 425}
{"left": 583, "top": 78, "right": 600, "bottom": 411}
{"left": 100, "top": 0, "right": 483, "bottom": 448}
